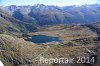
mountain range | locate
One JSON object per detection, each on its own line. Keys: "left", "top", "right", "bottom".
{"left": 0, "top": 4, "right": 100, "bottom": 34}
{"left": 1, "top": 4, "right": 100, "bottom": 66}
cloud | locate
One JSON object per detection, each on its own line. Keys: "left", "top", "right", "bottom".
{"left": 0, "top": 0, "right": 99, "bottom": 6}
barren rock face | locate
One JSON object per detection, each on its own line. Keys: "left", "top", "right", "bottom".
{"left": 0, "top": 34, "right": 100, "bottom": 66}
{"left": 0, "top": 3, "right": 100, "bottom": 66}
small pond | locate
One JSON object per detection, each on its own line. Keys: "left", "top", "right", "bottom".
{"left": 31, "top": 35, "right": 62, "bottom": 43}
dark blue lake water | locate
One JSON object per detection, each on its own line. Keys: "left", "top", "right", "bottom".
{"left": 31, "top": 35, "right": 62, "bottom": 43}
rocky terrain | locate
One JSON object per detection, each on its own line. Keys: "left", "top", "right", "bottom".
{"left": 0, "top": 4, "right": 100, "bottom": 66}
{"left": 0, "top": 33, "right": 100, "bottom": 66}
{"left": 0, "top": 4, "right": 100, "bottom": 35}
{"left": 0, "top": 24, "right": 100, "bottom": 66}
{"left": 27, "top": 24, "right": 97, "bottom": 41}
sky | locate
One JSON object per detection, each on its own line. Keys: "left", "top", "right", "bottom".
{"left": 0, "top": 0, "right": 100, "bottom": 6}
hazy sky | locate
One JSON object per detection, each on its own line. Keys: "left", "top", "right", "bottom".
{"left": 0, "top": 0, "right": 100, "bottom": 6}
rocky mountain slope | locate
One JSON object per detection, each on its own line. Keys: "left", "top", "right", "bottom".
{"left": 0, "top": 4, "right": 100, "bottom": 35}
{"left": 1, "top": 4, "right": 100, "bottom": 26}
{"left": 1, "top": 4, "right": 100, "bottom": 66}
{"left": 0, "top": 24, "right": 100, "bottom": 66}
{"left": 0, "top": 34, "right": 100, "bottom": 66}
{"left": 0, "top": 8, "right": 37, "bottom": 35}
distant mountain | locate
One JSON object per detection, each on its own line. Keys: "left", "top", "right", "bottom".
{"left": 0, "top": 4, "right": 100, "bottom": 34}
{"left": 62, "top": 4, "right": 100, "bottom": 24}
{"left": 0, "top": 4, "right": 100, "bottom": 26}
{"left": 2, "top": 4, "right": 100, "bottom": 25}
{"left": 0, "top": 8, "right": 37, "bottom": 35}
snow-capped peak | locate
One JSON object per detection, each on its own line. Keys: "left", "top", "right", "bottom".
{"left": 36, "top": 5, "right": 40, "bottom": 8}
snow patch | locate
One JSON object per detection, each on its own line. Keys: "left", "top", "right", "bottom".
{"left": 36, "top": 5, "right": 40, "bottom": 8}
{"left": 0, "top": 60, "right": 4, "bottom": 66}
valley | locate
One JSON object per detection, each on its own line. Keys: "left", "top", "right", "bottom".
{"left": 26, "top": 24, "right": 97, "bottom": 42}
{"left": 0, "top": 24, "right": 100, "bottom": 66}
{"left": 0, "top": 4, "right": 100, "bottom": 66}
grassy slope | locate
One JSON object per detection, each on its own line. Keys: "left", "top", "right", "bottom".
{"left": 27, "top": 25, "right": 97, "bottom": 41}
{"left": 0, "top": 34, "right": 99, "bottom": 66}
{"left": 0, "top": 9, "right": 37, "bottom": 36}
